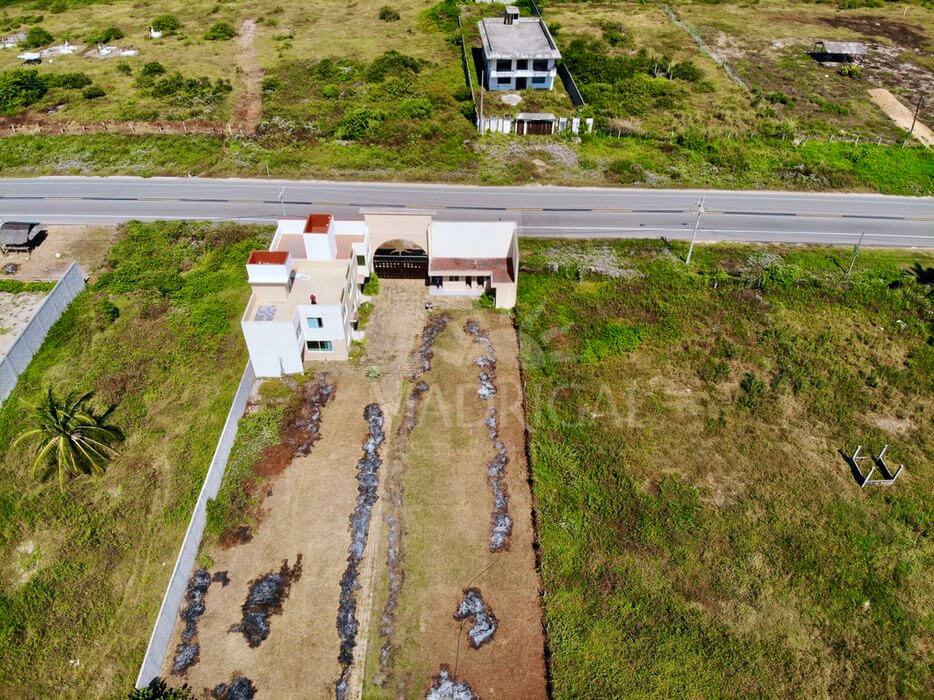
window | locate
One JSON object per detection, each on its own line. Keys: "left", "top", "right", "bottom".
{"left": 356, "top": 254, "right": 366, "bottom": 266}
{"left": 496, "top": 59, "right": 511, "bottom": 71}
{"left": 532, "top": 77, "right": 547, "bottom": 85}
{"left": 496, "top": 76, "right": 511, "bottom": 86}
{"left": 532, "top": 59, "right": 549, "bottom": 71}
{"left": 515, "top": 59, "right": 529, "bottom": 70}
{"left": 306, "top": 317, "right": 323, "bottom": 329}
{"left": 450, "top": 275, "right": 460, "bottom": 282}
{"left": 306, "top": 340, "right": 333, "bottom": 352}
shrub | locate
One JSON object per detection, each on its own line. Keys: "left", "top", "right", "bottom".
{"left": 738, "top": 372, "right": 767, "bottom": 408}
{"left": 839, "top": 64, "right": 862, "bottom": 79}
{"left": 44, "top": 72, "right": 92, "bottom": 89}
{"left": 399, "top": 97, "right": 433, "bottom": 119}
{"left": 0, "top": 69, "right": 47, "bottom": 113}
{"left": 321, "top": 84, "right": 339, "bottom": 98}
{"left": 94, "top": 298, "right": 119, "bottom": 329}
{"left": 766, "top": 91, "right": 795, "bottom": 107}
{"left": 379, "top": 5, "right": 400, "bottom": 21}
{"left": 150, "top": 14, "right": 181, "bottom": 34}
{"left": 204, "top": 21, "right": 236, "bottom": 41}
{"left": 116, "top": 62, "right": 132, "bottom": 76}
{"left": 608, "top": 159, "right": 643, "bottom": 184}
{"left": 337, "top": 106, "right": 384, "bottom": 140}
{"left": 86, "top": 26, "right": 124, "bottom": 45}
{"left": 49, "top": 0, "right": 67, "bottom": 14}
{"left": 453, "top": 84, "right": 472, "bottom": 102}
{"left": 362, "top": 272, "right": 380, "bottom": 296}
{"left": 21, "top": 26, "right": 53, "bottom": 49}
{"left": 670, "top": 59, "right": 702, "bottom": 82}
{"left": 365, "top": 50, "right": 421, "bottom": 83}
{"left": 83, "top": 85, "right": 106, "bottom": 99}
{"left": 139, "top": 62, "right": 166, "bottom": 79}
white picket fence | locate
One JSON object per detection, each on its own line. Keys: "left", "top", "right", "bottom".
{"left": 478, "top": 115, "right": 594, "bottom": 135}
{"left": 135, "top": 361, "right": 256, "bottom": 688}
{"left": 0, "top": 262, "right": 85, "bottom": 406}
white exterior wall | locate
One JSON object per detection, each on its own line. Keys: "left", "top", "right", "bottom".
{"left": 486, "top": 58, "right": 556, "bottom": 90}
{"left": 298, "top": 304, "right": 346, "bottom": 344}
{"left": 304, "top": 231, "right": 337, "bottom": 260}
{"left": 352, "top": 241, "right": 370, "bottom": 285}
{"left": 241, "top": 320, "right": 303, "bottom": 377}
{"left": 246, "top": 260, "right": 292, "bottom": 286}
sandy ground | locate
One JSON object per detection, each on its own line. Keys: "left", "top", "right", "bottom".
{"left": 235, "top": 19, "right": 264, "bottom": 134}
{"left": 161, "top": 280, "right": 430, "bottom": 697}
{"left": 162, "top": 368, "right": 376, "bottom": 696}
{"left": 367, "top": 310, "right": 547, "bottom": 699}
{"left": 868, "top": 88, "right": 934, "bottom": 146}
{"left": 0, "top": 225, "right": 116, "bottom": 281}
{"left": 0, "top": 292, "right": 46, "bottom": 356}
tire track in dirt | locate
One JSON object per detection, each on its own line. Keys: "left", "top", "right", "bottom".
{"left": 235, "top": 19, "right": 263, "bottom": 135}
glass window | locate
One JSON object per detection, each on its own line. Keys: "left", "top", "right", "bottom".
{"left": 306, "top": 317, "right": 323, "bottom": 329}
{"left": 356, "top": 254, "right": 366, "bottom": 266}
{"left": 532, "top": 59, "right": 549, "bottom": 71}
{"left": 516, "top": 59, "right": 528, "bottom": 70}
{"left": 496, "top": 59, "right": 511, "bottom": 71}
{"left": 497, "top": 76, "right": 511, "bottom": 85}
{"left": 306, "top": 340, "right": 333, "bottom": 351}
{"left": 532, "top": 77, "right": 547, "bottom": 85}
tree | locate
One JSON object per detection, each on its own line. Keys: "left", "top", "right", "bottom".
{"left": 21, "top": 26, "right": 54, "bottom": 49}
{"left": 13, "top": 387, "right": 123, "bottom": 489}
{"left": 0, "top": 69, "right": 47, "bottom": 114}
{"left": 204, "top": 21, "right": 236, "bottom": 41}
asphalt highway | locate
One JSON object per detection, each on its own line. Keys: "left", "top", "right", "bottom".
{"left": 1, "top": 177, "right": 932, "bottom": 247}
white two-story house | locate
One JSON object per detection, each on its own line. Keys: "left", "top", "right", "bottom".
{"left": 479, "top": 7, "right": 561, "bottom": 91}
{"left": 241, "top": 212, "right": 519, "bottom": 377}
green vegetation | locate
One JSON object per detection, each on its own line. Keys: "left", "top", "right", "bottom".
{"left": 13, "top": 387, "right": 124, "bottom": 489}
{"left": 203, "top": 20, "right": 236, "bottom": 41}
{"left": 85, "top": 25, "right": 123, "bottom": 44}
{"left": 128, "top": 677, "right": 194, "bottom": 700}
{"left": 0, "top": 279, "right": 54, "bottom": 293}
{"left": 0, "top": 220, "right": 270, "bottom": 697}
{"left": 0, "top": 68, "right": 93, "bottom": 114}
{"left": 20, "top": 25, "right": 53, "bottom": 49}
{"left": 378, "top": 5, "right": 401, "bottom": 21}
{"left": 150, "top": 14, "right": 181, "bottom": 34}
{"left": 519, "top": 240, "right": 933, "bottom": 698}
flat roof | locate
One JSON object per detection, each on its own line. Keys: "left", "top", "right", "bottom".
{"left": 304, "top": 213, "right": 332, "bottom": 234}
{"left": 430, "top": 221, "right": 515, "bottom": 259}
{"left": 479, "top": 17, "right": 561, "bottom": 60}
{"left": 248, "top": 250, "right": 289, "bottom": 265}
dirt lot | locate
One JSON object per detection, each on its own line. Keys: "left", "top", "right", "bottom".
{"left": 161, "top": 367, "right": 378, "bottom": 696}
{"left": 0, "top": 225, "right": 116, "bottom": 280}
{"left": 0, "top": 291, "right": 45, "bottom": 355}
{"left": 363, "top": 310, "right": 547, "bottom": 699}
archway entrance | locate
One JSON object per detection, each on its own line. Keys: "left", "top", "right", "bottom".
{"left": 373, "top": 239, "right": 428, "bottom": 279}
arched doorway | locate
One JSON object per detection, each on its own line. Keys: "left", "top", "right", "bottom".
{"left": 373, "top": 239, "right": 428, "bottom": 279}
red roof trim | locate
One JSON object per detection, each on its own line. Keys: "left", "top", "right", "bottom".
{"left": 248, "top": 250, "right": 289, "bottom": 265}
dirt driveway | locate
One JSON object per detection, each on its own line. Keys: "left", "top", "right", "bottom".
{"left": 0, "top": 225, "right": 116, "bottom": 280}
{"left": 363, "top": 310, "right": 547, "bottom": 699}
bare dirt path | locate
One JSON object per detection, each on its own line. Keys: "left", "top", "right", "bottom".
{"left": 364, "top": 310, "right": 547, "bottom": 699}
{"left": 235, "top": 19, "right": 264, "bottom": 135}
{"left": 868, "top": 88, "right": 933, "bottom": 146}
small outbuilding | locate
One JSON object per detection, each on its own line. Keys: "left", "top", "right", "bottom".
{"left": 811, "top": 40, "right": 867, "bottom": 63}
{"left": 0, "top": 221, "right": 41, "bottom": 254}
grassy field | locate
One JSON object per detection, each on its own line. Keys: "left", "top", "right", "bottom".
{"left": 0, "top": 0, "right": 931, "bottom": 191}
{"left": 0, "top": 220, "right": 270, "bottom": 698}
{"left": 517, "top": 240, "right": 934, "bottom": 697}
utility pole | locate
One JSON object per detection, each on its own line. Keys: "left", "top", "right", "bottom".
{"left": 685, "top": 196, "right": 705, "bottom": 266}
{"left": 847, "top": 231, "right": 865, "bottom": 276}
{"left": 279, "top": 186, "right": 286, "bottom": 217}
{"left": 902, "top": 94, "right": 924, "bottom": 147}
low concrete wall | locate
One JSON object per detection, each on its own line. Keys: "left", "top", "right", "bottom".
{"left": 135, "top": 361, "right": 257, "bottom": 688}
{"left": 0, "top": 262, "right": 85, "bottom": 406}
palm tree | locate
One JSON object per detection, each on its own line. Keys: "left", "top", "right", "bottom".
{"left": 13, "top": 387, "right": 123, "bottom": 489}
{"left": 907, "top": 262, "right": 934, "bottom": 296}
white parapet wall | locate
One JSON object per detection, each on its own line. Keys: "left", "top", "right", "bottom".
{"left": 136, "top": 361, "right": 257, "bottom": 688}
{"left": 0, "top": 262, "right": 85, "bottom": 406}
